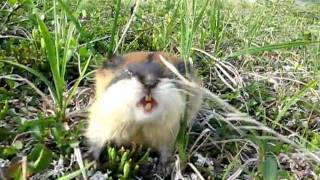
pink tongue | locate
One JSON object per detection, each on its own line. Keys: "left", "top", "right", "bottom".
{"left": 144, "top": 102, "right": 153, "bottom": 112}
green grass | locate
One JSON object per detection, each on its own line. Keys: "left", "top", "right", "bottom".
{"left": 1, "top": 0, "right": 91, "bottom": 121}
{"left": 1, "top": 0, "right": 320, "bottom": 179}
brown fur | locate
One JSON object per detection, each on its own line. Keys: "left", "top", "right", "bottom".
{"left": 94, "top": 51, "right": 180, "bottom": 98}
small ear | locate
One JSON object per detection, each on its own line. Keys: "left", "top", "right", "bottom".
{"left": 103, "top": 54, "right": 124, "bottom": 69}
{"left": 175, "top": 60, "right": 192, "bottom": 76}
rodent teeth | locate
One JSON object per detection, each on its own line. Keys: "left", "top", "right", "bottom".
{"left": 145, "top": 94, "right": 152, "bottom": 101}
{"left": 145, "top": 103, "right": 152, "bottom": 111}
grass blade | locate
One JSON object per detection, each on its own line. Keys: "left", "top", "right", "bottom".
{"left": 228, "top": 41, "right": 320, "bottom": 58}
{"left": 274, "top": 80, "right": 317, "bottom": 126}
{"left": 109, "top": 0, "right": 121, "bottom": 54}
{"left": 56, "top": 0, "right": 85, "bottom": 36}
{"left": 0, "top": 60, "right": 57, "bottom": 101}
{"left": 36, "top": 14, "right": 63, "bottom": 105}
{"left": 61, "top": 25, "right": 76, "bottom": 82}
{"left": 65, "top": 55, "right": 92, "bottom": 107}
{"left": 57, "top": 161, "right": 94, "bottom": 180}
{"left": 192, "top": 0, "right": 209, "bottom": 34}
{"left": 210, "top": 0, "right": 223, "bottom": 55}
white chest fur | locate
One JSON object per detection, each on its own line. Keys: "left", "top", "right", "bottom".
{"left": 86, "top": 77, "right": 186, "bottom": 157}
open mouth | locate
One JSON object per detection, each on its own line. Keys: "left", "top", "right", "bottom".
{"left": 137, "top": 94, "right": 158, "bottom": 112}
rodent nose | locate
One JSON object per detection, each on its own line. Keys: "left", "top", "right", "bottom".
{"left": 143, "top": 75, "right": 159, "bottom": 89}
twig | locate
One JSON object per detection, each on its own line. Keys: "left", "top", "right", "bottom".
{"left": 77, "top": 35, "right": 110, "bottom": 48}
{"left": 187, "top": 163, "right": 205, "bottom": 180}
{"left": 21, "top": 156, "right": 27, "bottom": 180}
{"left": 74, "top": 146, "right": 87, "bottom": 180}
{"left": 189, "top": 128, "right": 211, "bottom": 156}
{"left": 173, "top": 155, "right": 184, "bottom": 180}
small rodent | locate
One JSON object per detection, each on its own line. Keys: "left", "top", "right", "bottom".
{"left": 86, "top": 51, "right": 202, "bottom": 167}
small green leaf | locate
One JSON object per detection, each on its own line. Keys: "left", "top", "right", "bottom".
{"left": 28, "top": 144, "right": 53, "bottom": 172}
{"left": 19, "top": 0, "right": 34, "bottom": 8}
{"left": 110, "top": 147, "right": 117, "bottom": 162}
{"left": 0, "top": 100, "right": 9, "bottom": 120}
{"left": 0, "top": 146, "right": 18, "bottom": 157}
{"left": 79, "top": 47, "right": 89, "bottom": 58}
{"left": 310, "top": 133, "right": 320, "bottom": 150}
{"left": 0, "top": 127, "right": 11, "bottom": 141}
{"left": 81, "top": 9, "right": 87, "bottom": 17}
{"left": 52, "top": 127, "right": 63, "bottom": 144}
{"left": 137, "top": 148, "right": 150, "bottom": 165}
{"left": 8, "top": 0, "right": 17, "bottom": 5}
{"left": 261, "top": 155, "right": 278, "bottom": 180}
{"left": 118, "top": 146, "right": 126, "bottom": 156}
{"left": 133, "top": 164, "right": 139, "bottom": 174}
{"left": 4, "top": 79, "right": 17, "bottom": 89}
{"left": 119, "top": 151, "right": 129, "bottom": 172}
{"left": 123, "top": 161, "right": 130, "bottom": 179}
{"left": 69, "top": 141, "right": 80, "bottom": 148}
{"left": 12, "top": 141, "right": 23, "bottom": 150}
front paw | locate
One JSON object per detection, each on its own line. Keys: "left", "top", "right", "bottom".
{"left": 156, "top": 149, "right": 173, "bottom": 178}
{"left": 88, "top": 146, "right": 108, "bottom": 171}
{"left": 156, "top": 160, "right": 172, "bottom": 178}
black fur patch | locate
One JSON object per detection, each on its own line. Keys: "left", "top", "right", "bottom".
{"left": 128, "top": 60, "right": 164, "bottom": 80}
{"left": 128, "top": 60, "right": 165, "bottom": 88}
{"left": 103, "top": 54, "right": 124, "bottom": 69}
{"left": 175, "top": 60, "right": 192, "bottom": 76}
{"left": 105, "top": 54, "right": 192, "bottom": 89}
{"left": 107, "top": 70, "right": 132, "bottom": 88}
{"left": 146, "top": 52, "right": 156, "bottom": 62}
{"left": 106, "top": 60, "right": 165, "bottom": 89}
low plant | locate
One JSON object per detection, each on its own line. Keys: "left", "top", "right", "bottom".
{"left": 1, "top": 0, "right": 91, "bottom": 121}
